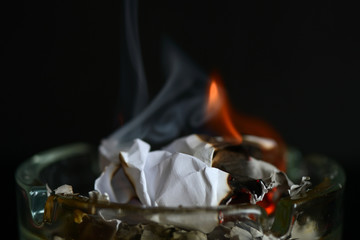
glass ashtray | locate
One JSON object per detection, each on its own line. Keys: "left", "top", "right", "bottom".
{"left": 16, "top": 143, "right": 345, "bottom": 239}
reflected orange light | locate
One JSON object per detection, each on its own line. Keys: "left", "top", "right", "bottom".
{"left": 256, "top": 188, "right": 276, "bottom": 215}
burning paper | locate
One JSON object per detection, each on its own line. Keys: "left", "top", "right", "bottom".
{"left": 94, "top": 134, "right": 309, "bottom": 234}
{"left": 95, "top": 134, "right": 296, "bottom": 208}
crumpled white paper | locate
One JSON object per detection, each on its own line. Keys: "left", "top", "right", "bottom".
{"left": 95, "top": 134, "right": 291, "bottom": 207}
{"left": 93, "top": 134, "right": 310, "bottom": 234}
{"left": 95, "top": 135, "right": 231, "bottom": 207}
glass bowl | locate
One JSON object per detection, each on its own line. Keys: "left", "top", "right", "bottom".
{"left": 15, "top": 143, "right": 345, "bottom": 239}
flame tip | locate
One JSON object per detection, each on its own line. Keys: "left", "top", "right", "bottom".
{"left": 206, "top": 73, "right": 242, "bottom": 144}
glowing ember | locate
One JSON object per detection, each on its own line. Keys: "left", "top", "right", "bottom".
{"left": 256, "top": 188, "right": 277, "bottom": 215}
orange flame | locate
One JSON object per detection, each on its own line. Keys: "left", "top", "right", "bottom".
{"left": 206, "top": 72, "right": 286, "bottom": 171}
{"left": 206, "top": 73, "right": 243, "bottom": 144}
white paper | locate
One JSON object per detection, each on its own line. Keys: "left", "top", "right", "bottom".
{"left": 162, "top": 134, "right": 215, "bottom": 167}
{"left": 147, "top": 210, "right": 219, "bottom": 233}
{"left": 94, "top": 162, "right": 136, "bottom": 203}
{"left": 93, "top": 134, "right": 311, "bottom": 234}
{"left": 95, "top": 134, "right": 300, "bottom": 207}
{"left": 54, "top": 184, "right": 73, "bottom": 195}
{"left": 119, "top": 138, "right": 231, "bottom": 207}
{"left": 96, "top": 136, "right": 231, "bottom": 207}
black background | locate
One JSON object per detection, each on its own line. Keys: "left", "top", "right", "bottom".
{"left": 3, "top": 1, "right": 359, "bottom": 238}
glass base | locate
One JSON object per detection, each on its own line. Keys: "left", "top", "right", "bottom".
{"left": 16, "top": 143, "right": 345, "bottom": 239}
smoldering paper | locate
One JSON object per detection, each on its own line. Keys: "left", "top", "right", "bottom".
{"left": 94, "top": 134, "right": 311, "bottom": 234}
{"left": 95, "top": 134, "right": 300, "bottom": 208}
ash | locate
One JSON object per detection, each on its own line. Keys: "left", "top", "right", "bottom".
{"left": 115, "top": 221, "right": 275, "bottom": 240}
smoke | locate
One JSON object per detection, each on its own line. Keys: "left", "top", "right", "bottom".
{"left": 100, "top": 0, "right": 209, "bottom": 163}
{"left": 118, "top": 0, "right": 148, "bottom": 119}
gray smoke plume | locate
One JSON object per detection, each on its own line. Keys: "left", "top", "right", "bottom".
{"left": 100, "top": 0, "right": 209, "bottom": 163}
{"left": 118, "top": 0, "right": 148, "bottom": 118}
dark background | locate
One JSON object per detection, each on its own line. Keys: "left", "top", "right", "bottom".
{"left": 3, "top": 1, "right": 359, "bottom": 238}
